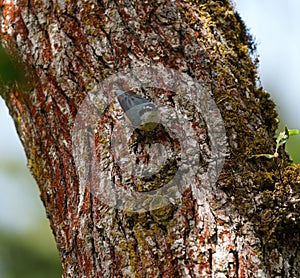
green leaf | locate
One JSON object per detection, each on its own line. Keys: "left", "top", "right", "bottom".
{"left": 275, "top": 127, "right": 289, "bottom": 151}
{"left": 252, "top": 127, "right": 298, "bottom": 160}
{"left": 274, "top": 126, "right": 299, "bottom": 153}
{"left": 251, "top": 154, "right": 275, "bottom": 159}
{"left": 288, "top": 129, "right": 299, "bottom": 136}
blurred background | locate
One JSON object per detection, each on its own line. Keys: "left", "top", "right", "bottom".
{"left": 0, "top": 1, "right": 299, "bottom": 277}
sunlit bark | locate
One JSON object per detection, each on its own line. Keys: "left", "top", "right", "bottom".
{"left": 1, "top": 0, "right": 299, "bottom": 277}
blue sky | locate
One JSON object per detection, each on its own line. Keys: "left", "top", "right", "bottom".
{"left": 234, "top": 0, "right": 300, "bottom": 127}
{"left": 0, "top": 1, "right": 299, "bottom": 231}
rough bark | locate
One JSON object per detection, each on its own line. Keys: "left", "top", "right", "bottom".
{"left": 1, "top": 0, "right": 299, "bottom": 277}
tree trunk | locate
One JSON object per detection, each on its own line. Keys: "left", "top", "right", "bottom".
{"left": 1, "top": 0, "right": 299, "bottom": 277}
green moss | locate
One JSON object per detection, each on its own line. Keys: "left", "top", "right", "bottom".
{"left": 258, "top": 165, "right": 300, "bottom": 253}
{"left": 149, "top": 196, "right": 175, "bottom": 225}
{"left": 176, "top": 2, "right": 300, "bottom": 267}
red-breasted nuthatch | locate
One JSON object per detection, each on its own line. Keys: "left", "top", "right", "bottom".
{"left": 114, "top": 90, "right": 160, "bottom": 131}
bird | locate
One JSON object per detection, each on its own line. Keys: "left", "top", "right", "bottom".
{"left": 114, "top": 89, "right": 160, "bottom": 131}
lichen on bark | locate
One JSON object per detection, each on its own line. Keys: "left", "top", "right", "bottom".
{"left": 1, "top": 0, "right": 299, "bottom": 277}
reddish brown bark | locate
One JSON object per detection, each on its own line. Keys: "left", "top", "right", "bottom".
{"left": 1, "top": 0, "right": 299, "bottom": 277}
